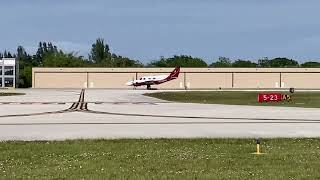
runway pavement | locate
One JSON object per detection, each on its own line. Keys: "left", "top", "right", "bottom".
{"left": 0, "top": 89, "right": 320, "bottom": 140}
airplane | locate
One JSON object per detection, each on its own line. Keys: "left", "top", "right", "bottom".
{"left": 126, "top": 66, "right": 180, "bottom": 90}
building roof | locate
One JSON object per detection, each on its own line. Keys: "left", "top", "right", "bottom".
{"left": 33, "top": 67, "right": 320, "bottom": 73}
{"left": 0, "top": 58, "right": 15, "bottom": 66}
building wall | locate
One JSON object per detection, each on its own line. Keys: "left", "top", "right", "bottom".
{"left": 0, "top": 58, "right": 16, "bottom": 88}
{"left": 281, "top": 73, "right": 320, "bottom": 88}
{"left": 32, "top": 68, "right": 320, "bottom": 89}
{"left": 186, "top": 73, "right": 232, "bottom": 89}
{"left": 233, "top": 73, "right": 280, "bottom": 88}
{"left": 34, "top": 73, "right": 87, "bottom": 88}
{"left": 88, "top": 73, "right": 136, "bottom": 88}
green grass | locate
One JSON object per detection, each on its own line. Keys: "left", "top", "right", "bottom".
{"left": 146, "top": 91, "right": 320, "bottom": 108}
{"left": 0, "top": 139, "right": 320, "bottom": 179}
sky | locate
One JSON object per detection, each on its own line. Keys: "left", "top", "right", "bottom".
{"left": 0, "top": 0, "right": 320, "bottom": 63}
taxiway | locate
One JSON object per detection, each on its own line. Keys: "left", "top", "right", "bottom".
{"left": 0, "top": 89, "right": 320, "bottom": 140}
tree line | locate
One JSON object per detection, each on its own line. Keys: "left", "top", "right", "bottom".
{"left": 148, "top": 56, "right": 320, "bottom": 68}
{"left": 0, "top": 38, "right": 319, "bottom": 88}
{"left": 1, "top": 38, "right": 143, "bottom": 87}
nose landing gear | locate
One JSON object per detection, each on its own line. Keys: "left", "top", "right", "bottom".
{"left": 147, "top": 84, "right": 151, "bottom": 90}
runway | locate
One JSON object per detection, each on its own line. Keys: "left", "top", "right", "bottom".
{"left": 1, "top": 89, "right": 320, "bottom": 140}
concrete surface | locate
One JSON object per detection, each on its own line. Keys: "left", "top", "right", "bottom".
{"left": 0, "top": 89, "right": 320, "bottom": 140}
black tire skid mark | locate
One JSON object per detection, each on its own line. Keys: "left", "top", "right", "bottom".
{"left": 0, "top": 89, "right": 86, "bottom": 118}
{"left": 1, "top": 89, "right": 319, "bottom": 124}
{"left": 86, "top": 110, "right": 320, "bottom": 122}
{"left": 0, "top": 110, "right": 70, "bottom": 118}
{"left": 1, "top": 121, "right": 320, "bottom": 126}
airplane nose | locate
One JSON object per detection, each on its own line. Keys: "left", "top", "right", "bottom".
{"left": 126, "top": 81, "right": 133, "bottom": 86}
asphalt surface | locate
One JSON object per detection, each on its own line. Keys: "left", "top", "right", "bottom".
{"left": 0, "top": 89, "right": 320, "bottom": 140}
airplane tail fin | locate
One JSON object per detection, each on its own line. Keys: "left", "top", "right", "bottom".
{"left": 166, "top": 66, "right": 180, "bottom": 80}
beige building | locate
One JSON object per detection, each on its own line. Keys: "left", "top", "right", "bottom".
{"left": 32, "top": 67, "right": 320, "bottom": 89}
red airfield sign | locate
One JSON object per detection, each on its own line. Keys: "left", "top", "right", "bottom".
{"left": 258, "top": 93, "right": 283, "bottom": 102}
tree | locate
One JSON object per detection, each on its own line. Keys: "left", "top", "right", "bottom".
{"left": 16, "top": 46, "right": 35, "bottom": 87}
{"left": 19, "top": 66, "right": 33, "bottom": 88}
{"left": 16, "top": 43, "right": 91, "bottom": 87}
{"left": 232, "top": 59, "right": 257, "bottom": 67}
{"left": 149, "top": 55, "right": 207, "bottom": 67}
{"left": 34, "top": 42, "right": 59, "bottom": 66}
{"left": 300, "top": 61, "right": 320, "bottom": 68}
{"left": 3, "top": 50, "right": 14, "bottom": 58}
{"left": 148, "top": 56, "right": 168, "bottom": 67}
{"left": 35, "top": 42, "right": 44, "bottom": 66}
{"left": 257, "top": 57, "right": 270, "bottom": 67}
{"left": 17, "top": 46, "right": 27, "bottom": 60}
{"left": 210, "top": 57, "right": 232, "bottom": 67}
{"left": 4, "top": 39, "right": 148, "bottom": 88}
{"left": 258, "top": 57, "right": 299, "bottom": 67}
{"left": 89, "top": 38, "right": 111, "bottom": 66}
{"left": 16, "top": 46, "right": 25, "bottom": 88}
{"left": 110, "top": 54, "right": 143, "bottom": 67}
{"left": 43, "top": 51, "right": 89, "bottom": 67}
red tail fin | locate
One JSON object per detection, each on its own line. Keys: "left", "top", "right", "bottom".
{"left": 166, "top": 67, "right": 180, "bottom": 80}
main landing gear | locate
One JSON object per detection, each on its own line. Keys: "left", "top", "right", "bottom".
{"left": 146, "top": 85, "right": 157, "bottom": 90}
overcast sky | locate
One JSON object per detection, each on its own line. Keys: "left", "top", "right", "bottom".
{"left": 0, "top": 0, "right": 320, "bottom": 63}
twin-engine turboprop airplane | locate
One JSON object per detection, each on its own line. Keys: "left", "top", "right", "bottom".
{"left": 126, "top": 67, "right": 180, "bottom": 90}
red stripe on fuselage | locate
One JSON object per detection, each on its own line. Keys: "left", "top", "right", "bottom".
{"left": 133, "top": 79, "right": 168, "bottom": 86}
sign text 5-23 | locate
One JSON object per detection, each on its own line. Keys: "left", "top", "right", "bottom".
{"left": 258, "top": 93, "right": 282, "bottom": 102}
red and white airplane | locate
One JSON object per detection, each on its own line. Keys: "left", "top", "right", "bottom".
{"left": 126, "top": 67, "right": 180, "bottom": 89}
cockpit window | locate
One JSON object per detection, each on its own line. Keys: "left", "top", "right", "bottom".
{"left": 140, "top": 78, "right": 142, "bottom": 80}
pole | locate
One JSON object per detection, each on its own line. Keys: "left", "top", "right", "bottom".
{"left": 256, "top": 139, "right": 261, "bottom": 154}
{"left": 252, "top": 138, "right": 265, "bottom": 155}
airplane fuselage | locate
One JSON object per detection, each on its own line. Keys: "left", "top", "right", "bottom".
{"left": 126, "top": 67, "right": 180, "bottom": 89}
{"left": 126, "top": 75, "right": 169, "bottom": 86}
